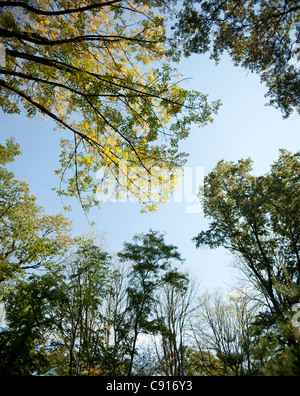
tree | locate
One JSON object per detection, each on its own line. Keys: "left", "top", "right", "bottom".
{"left": 46, "top": 237, "right": 113, "bottom": 376}
{"left": 193, "top": 150, "right": 300, "bottom": 374}
{"left": 0, "top": 138, "right": 72, "bottom": 283}
{"left": 0, "top": 0, "right": 220, "bottom": 213}
{"left": 117, "top": 229, "right": 187, "bottom": 376}
{"left": 191, "top": 292, "right": 258, "bottom": 376}
{"left": 152, "top": 277, "right": 199, "bottom": 376}
{"left": 0, "top": 273, "right": 60, "bottom": 376}
{"left": 100, "top": 257, "right": 131, "bottom": 375}
{"left": 173, "top": 0, "right": 300, "bottom": 118}
{"left": 0, "top": 234, "right": 134, "bottom": 376}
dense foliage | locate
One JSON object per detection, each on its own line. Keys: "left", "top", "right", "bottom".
{"left": 173, "top": 0, "right": 300, "bottom": 118}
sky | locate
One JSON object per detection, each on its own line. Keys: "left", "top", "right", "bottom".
{"left": 1, "top": 51, "right": 299, "bottom": 293}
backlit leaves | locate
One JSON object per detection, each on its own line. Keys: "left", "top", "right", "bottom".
{"left": 0, "top": 0, "right": 220, "bottom": 212}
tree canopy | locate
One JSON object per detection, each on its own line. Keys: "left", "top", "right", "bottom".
{"left": 0, "top": 0, "right": 299, "bottom": 378}
{"left": 193, "top": 150, "right": 300, "bottom": 375}
{"left": 193, "top": 150, "right": 300, "bottom": 311}
{"left": 0, "top": 0, "right": 220, "bottom": 213}
{"left": 173, "top": 0, "right": 300, "bottom": 118}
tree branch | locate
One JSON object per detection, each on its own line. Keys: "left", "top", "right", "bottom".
{"left": 0, "top": 0, "right": 123, "bottom": 16}
{"left": 0, "top": 28, "right": 159, "bottom": 46}
{"left": 6, "top": 49, "right": 189, "bottom": 110}
{"left": 0, "top": 77, "right": 117, "bottom": 165}
{"left": 0, "top": 68, "right": 140, "bottom": 100}
{"left": 0, "top": 77, "right": 152, "bottom": 204}
{"left": 85, "top": 95, "right": 151, "bottom": 174}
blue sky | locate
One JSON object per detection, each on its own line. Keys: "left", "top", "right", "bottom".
{"left": 1, "top": 51, "right": 299, "bottom": 292}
